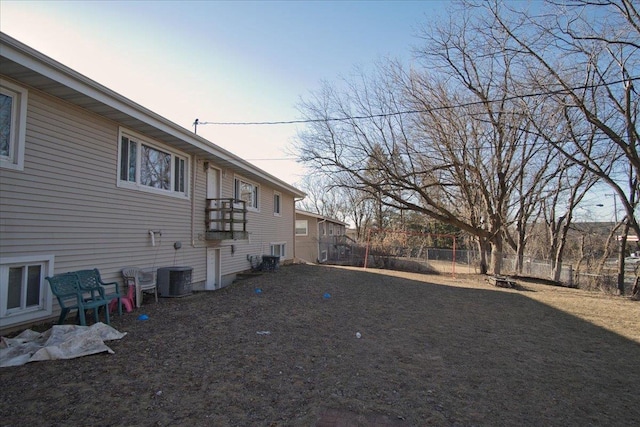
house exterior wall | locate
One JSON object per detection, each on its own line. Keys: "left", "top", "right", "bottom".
{"left": 0, "top": 72, "right": 300, "bottom": 332}
{"left": 0, "top": 84, "right": 192, "bottom": 330}
{"left": 295, "top": 213, "right": 320, "bottom": 263}
{"left": 295, "top": 211, "right": 349, "bottom": 264}
{"left": 211, "top": 172, "right": 297, "bottom": 286}
{"left": 318, "top": 222, "right": 347, "bottom": 262}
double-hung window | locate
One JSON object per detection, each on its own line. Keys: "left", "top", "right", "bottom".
{"left": 295, "top": 220, "right": 308, "bottom": 236}
{"left": 234, "top": 177, "right": 259, "bottom": 211}
{"left": 118, "top": 130, "right": 188, "bottom": 196}
{"left": 0, "top": 79, "right": 28, "bottom": 171}
{"left": 273, "top": 192, "right": 281, "bottom": 216}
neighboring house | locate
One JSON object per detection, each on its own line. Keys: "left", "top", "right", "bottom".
{"left": 295, "top": 210, "right": 352, "bottom": 263}
{"left": 345, "top": 227, "right": 359, "bottom": 243}
{"left": 0, "top": 33, "right": 305, "bottom": 333}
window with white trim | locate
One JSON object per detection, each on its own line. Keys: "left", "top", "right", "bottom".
{"left": 329, "top": 223, "right": 334, "bottom": 236}
{"left": 118, "top": 130, "right": 188, "bottom": 196}
{"left": 0, "top": 255, "right": 54, "bottom": 327}
{"left": 234, "top": 177, "right": 259, "bottom": 210}
{"left": 295, "top": 220, "right": 308, "bottom": 236}
{"left": 0, "top": 80, "right": 28, "bottom": 171}
{"left": 270, "top": 242, "right": 286, "bottom": 258}
{"left": 273, "top": 192, "right": 281, "bottom": 216}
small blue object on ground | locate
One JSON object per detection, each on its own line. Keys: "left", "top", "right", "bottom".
{"left": 138, "top": 314, "right": 149, "bottom": 321}
{"left": 323, "top": 292, "right": 331, "bottom": 299}
{"left": 255, "top": 288, "right": 262, "bottom": 294}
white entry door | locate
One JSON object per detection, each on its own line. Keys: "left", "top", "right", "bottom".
{"left": 206, "top": 248, "right": 221, "bottom": 290}
{"left": 206, "top": 167, "right": 221, "bottom": 230}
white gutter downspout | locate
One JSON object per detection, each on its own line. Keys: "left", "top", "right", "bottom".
{"left": 191, "top": 156, "right": 198, "bottom": 247}
{"left": 293, "top": 198, "right": 304, "bottom": 261}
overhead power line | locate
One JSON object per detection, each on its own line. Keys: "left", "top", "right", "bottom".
{"left": 245, "top": 157, "right": 297, "bottom": 161}
{"left": 192, "top": 76, "right": 639, "bottom": 132}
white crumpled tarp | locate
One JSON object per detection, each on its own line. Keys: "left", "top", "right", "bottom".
{"left": 0, "top": 322, "right": 126, "bottom": 367}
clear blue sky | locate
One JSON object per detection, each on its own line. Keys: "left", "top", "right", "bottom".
{"left": 0, "top": 0, "right": 451, "bottom": 185}
{"left": 0, "top": 0, "right": 619, "bottom": 221}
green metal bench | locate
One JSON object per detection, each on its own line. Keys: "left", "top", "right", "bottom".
{"left": 75, "top": 269, "right": 123, "bottom": 316}
{"left": 45, "top": 272, "right": 111, "bottom": 326}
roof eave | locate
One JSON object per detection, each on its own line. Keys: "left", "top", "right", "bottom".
{"left": 0, "top": 32, "right": 305, "bottom": 198}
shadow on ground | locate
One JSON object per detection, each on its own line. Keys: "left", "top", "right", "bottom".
{"left": 1, "top": 264, "right": 638, "bottom": 426}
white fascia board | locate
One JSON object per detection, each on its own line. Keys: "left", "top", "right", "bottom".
{"left": 0, "top": 33, "right": 305, "bottom": 197}
{"left": 295, "top": 209, "right": 347, "bottom": 226}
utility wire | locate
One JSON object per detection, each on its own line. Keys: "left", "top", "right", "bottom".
{"left": 245, "top": 158, "right": 297, "bottom": 161}
{"left": 193, "top": 76, "right": 639, "bottom": 128}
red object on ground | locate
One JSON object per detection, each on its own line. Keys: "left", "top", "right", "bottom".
{"left": 109, "top": 282, "right": 135, "bottom": 313}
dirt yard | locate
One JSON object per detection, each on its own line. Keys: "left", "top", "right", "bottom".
{"left": 1, "top": 264, "right": 639, "bottom": 426}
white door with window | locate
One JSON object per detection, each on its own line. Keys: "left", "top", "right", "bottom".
{"left": 206, "top": 167, "right": 221, "bottom": 230}
{"left": 206, "top": 248, "right": 221, "bottom": 290}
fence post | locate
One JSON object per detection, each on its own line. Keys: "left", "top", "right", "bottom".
{"left": 567, "top": 264, "right": 573, "bottom": 287}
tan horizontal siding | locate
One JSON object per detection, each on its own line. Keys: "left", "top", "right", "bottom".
{"left": 0, "top": 89, "right": 203, "bottom": 286}
{"left": 1, "top": 81, "right": 297, "bottom": 332}
{"left": 217, "top": 172, "right": 250, "bottom": 274}
{"left": 295, "top": 214, "right": 320, "bottom": 262}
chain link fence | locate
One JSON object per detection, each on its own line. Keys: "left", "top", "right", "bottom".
{"left": 328, "top": 243, "right": 638, "bottom": 294}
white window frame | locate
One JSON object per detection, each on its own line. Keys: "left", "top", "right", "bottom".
{"left": 0, "top": 255, "right": 54, "bottom": 328}
{"left": 329, "top": 223, "right": 334, "bottom": 236}
{"left": 270, "top": 242, "right": 286, "bottom": 258}
{"left": 234, "top": 176, "right": 259, "bottom": 212}
{"left": 295, "top": 220, "right": 308, "bottom": 236}
{"left": 273, "top": 191, "right": 281, "bottom": 216}
{"left": 117, "top": 128, "right": 189, "bottom": 198}
{"left": 0, "top": 79, "right": 28, "bottom": 171}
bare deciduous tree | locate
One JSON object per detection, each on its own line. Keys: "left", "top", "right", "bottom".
{"left": 294, "top": 0, "right": 634, "bottom": 284}
{"left": 487, "top": 0, "right": 639, "bottom": 292}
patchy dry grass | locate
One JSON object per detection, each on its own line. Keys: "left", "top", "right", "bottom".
{"left": 1, "top": 264, "right": 639, "bottom": 426}
{"left": 371, "top": 266, "right": 640, "bottom": 344}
